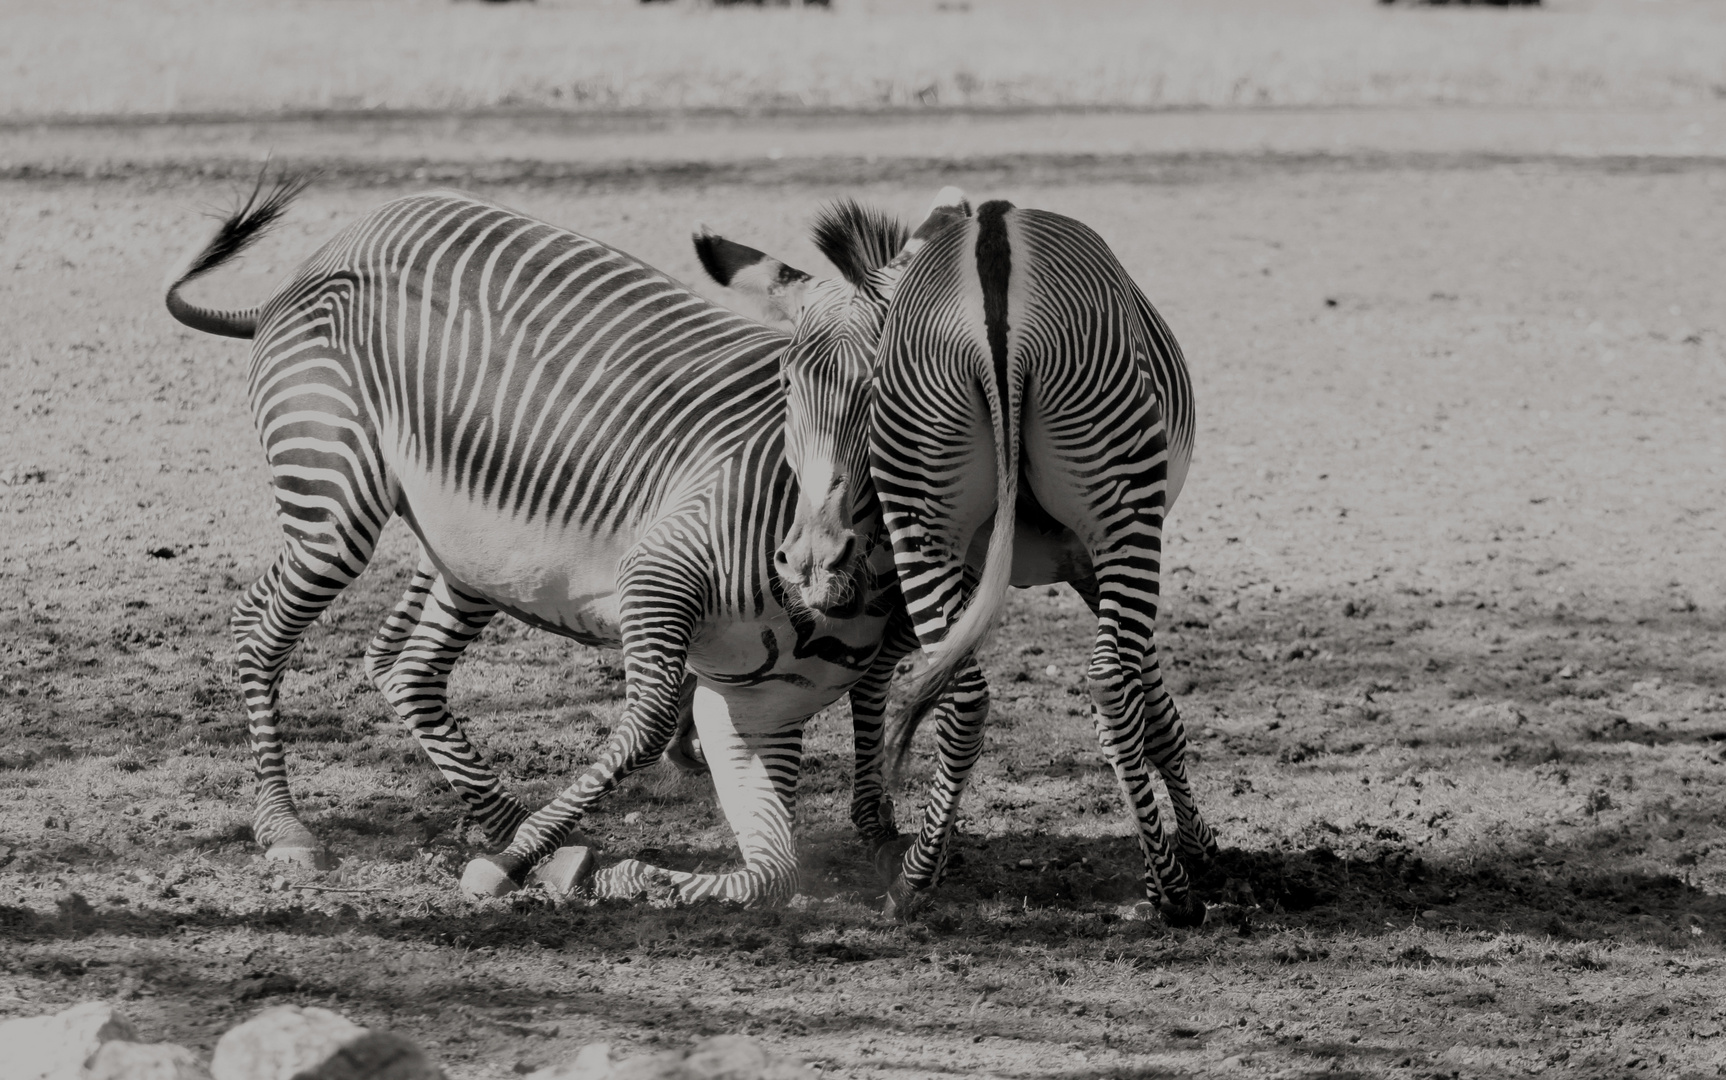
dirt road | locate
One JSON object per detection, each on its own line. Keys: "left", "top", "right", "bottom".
{"left": 2, "top": 120, "right": 1725, "bottom": 1077}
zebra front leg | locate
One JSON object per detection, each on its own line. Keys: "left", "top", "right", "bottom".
{"left": 232, "top": 541, "right": 373, "bottom": 869}
{"left": 882, "top": 659, "right": 989, "bottom": 921}
{"left": 460, "top": 615, "right": 694, "bottom": 898}
{"left": 593, "top": 687, "right": 806, "bottom": 907}
{"left": 846, "top": 619, "right": 923, "bottom": 853}
{"left": 370, "top": 571, "right": 533, "bottom": 846}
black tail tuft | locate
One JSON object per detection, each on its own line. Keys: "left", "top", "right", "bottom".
{"left": 165, "top": 164, "right": 313, "bottom": 339}
{"left": 811, "top": 200, "right": 909, "bottom": 290}
{"left": 183, "top": 168, "right": 312, "bottom": 282}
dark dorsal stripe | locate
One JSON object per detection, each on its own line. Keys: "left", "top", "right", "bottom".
{"left": 975, "top": 200, "right": 1015, "bottom": 416}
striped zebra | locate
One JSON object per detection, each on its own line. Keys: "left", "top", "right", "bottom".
{"left": 698, "top": 191, "right": 1213, "bottom": 925}
{"left": 161, "top": 175, "right": 979, "bottom": 905}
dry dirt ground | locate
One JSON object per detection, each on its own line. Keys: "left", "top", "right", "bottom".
{"left": 3, "top": 140, "right": 1726, "bottom": 1079}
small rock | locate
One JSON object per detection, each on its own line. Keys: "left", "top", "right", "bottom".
{"left": 1557, "top": 664, "right": 1575, "bottom": 679}
{"left": 1044, "top": 664, "right": 1060, "bottom": 678}
{"left": 0, "top": 1001, "right": 138, "bottom": 1080}
{"left": 1421, "top": 909, "right": 1440, "bottom": 921}
{"left": 86, "top": 1040, "right": 210, "bottom": 1080}
{"left": 623, "top": 812, "right": 643, "bottom": 826}
{"left": 210, "top": 1005, "right": 443, "bottom": 1080}
{"left": 1016, "top": 858, "right": 1035, "bottom": 869}
{"left": 270, "top": 876, "right": 288, "bottom": 892}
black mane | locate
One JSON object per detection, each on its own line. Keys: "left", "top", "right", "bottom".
{"left": 810, "top": 200, "right": 909, "bottom": 290}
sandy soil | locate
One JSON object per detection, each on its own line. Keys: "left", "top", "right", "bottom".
{"left": 2, "top": 142, "right": 1726, "bottom": 1079}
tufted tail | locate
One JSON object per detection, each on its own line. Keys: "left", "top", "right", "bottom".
{"left": 163, "top": 167, "right": 310, "bottom": 340}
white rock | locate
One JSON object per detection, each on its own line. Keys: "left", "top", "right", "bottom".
{"left": 0, "top": 1001, "right": 137, "bottom": 1080}
{"left": 85, "top": 1040, "right": 210, "bottom": 1080}
{"left": 526, "top": 1043, "right": 613, "bottom": 1080}
{"left": 209, "top": 1005, "right": 442, "bottom": 1080}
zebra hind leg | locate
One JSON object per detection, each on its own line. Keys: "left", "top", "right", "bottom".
{"left": 362, "top": 553, "right": 438, "bottom": 690}
{"left": 1086, "top": 587, "right": 1206, "bottom": 928}
{"left": 882, "top": 659, "right": 989, "bottom": 921}
{"left": 592, "top": 686, "right": 807, "bottom": 907}
{"left": 370, "top": 570, "right": 532, "bottom": 846}
{"left": 230, "top": 540, "right": 372, "bottom": 869}
{"left": 1140, "top": 638, "right": 1218, "bottom": 864}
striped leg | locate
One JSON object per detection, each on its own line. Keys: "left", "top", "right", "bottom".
{"left": 461, "top": 553, "right": 699, "bottom": 896}
{"left": 362, "top": 554, "right": 439, "bottom": 688}
{"left": 1072, "top": 576, "right": 1214, "bottom": 864}
{"left": 367, "top": 568, "right": 532, "bottom": 845}
{"left": 1087, "top": 553, "right": 1204, "bottom": 927}
{"left": 594, "top": 688, "right": 807, "bottom": 906}
{"left": 1140, "top": 639, "right": 1216, "bottom": 863}
{"left": 230, "top": 538, "right": 373, "bottom": 868}
{"left": 883, "top": 658, "right": 989, "bottom": 920}
{"left": 845, "top": 613, "right": 924, "bottom": 851}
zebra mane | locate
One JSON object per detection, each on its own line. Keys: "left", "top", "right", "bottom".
{"left": 810, "top": 200, "right": 909, "bottom": 290}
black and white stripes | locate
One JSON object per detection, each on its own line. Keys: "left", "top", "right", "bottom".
{"left": 164, "top": 184, "right": 958, "bottom": 905}
{"left": 703, "top": 191, "right": 1212, "bottom": 924}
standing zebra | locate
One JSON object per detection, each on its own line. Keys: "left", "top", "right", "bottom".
{"left": 698, "top": 191, "right": 1213, "bottom": 925}
{"left": 162, "top": 176, "right": 978, "bottom": 905}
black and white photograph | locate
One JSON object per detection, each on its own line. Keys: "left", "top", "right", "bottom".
{"left": 2, "top": 0, "right": 1724, "bottom": 1076}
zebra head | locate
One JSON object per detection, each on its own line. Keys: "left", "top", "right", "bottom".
{"left": 695, "top": 189, "right": 972, "bottom": 614}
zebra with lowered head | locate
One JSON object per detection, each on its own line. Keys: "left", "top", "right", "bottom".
{"left": 696, "top": 190, "right": 1214, "bottom": 925}
{"left": 162, "top": 176, "right": 981, "bottom": 905}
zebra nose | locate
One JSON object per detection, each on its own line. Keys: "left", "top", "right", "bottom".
{"left": 822, "top": 534, "right": 857, "bottom": 572}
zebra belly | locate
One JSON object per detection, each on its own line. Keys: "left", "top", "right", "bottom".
{"left": 395, "top": 471, "right": 628, "bottom": 644}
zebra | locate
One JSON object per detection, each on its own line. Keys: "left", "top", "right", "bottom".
{"left": 161, "top": 175, "right": 979, "bottom": 905}
{"left": 696, "top": 191, "right": 1213, "bottom": 925}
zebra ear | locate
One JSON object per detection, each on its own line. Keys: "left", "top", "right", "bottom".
{"left": 887, "top": 187, "right": 973, "bottom": 270}
{"left": 694, "top": 225, "right": 812, "bottom": 325}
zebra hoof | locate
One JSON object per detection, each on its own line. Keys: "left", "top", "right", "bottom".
{"left": 871, "top": 835, "right": 913, "bottom": 886}
{"left": 1157, "top": 894, "right": 1208, "bottom": 929}
{"left": 881, "top": 874, "right": 927, "bottom": 923}
{"left": 461, "top": 855, "right": 526, "bottom": 899}
{"left": 531, "top": 846, "right": 597, "bottom": 898}
{"left": 664, "top": 731, "right": 708, "bottom": 776}
{"left": 265, "top": 844, "right": 335, "bottom": 871}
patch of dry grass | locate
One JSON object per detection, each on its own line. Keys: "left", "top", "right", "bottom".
{"left": 3, "top": 0, "right": 1725, "bottom": 119}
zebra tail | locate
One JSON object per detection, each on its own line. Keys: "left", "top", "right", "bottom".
{"left": 892, "top": 201, "right": 1021, "bottom": 767}
{"left": 162, "top": 167, "right": 311, "bottom": 340}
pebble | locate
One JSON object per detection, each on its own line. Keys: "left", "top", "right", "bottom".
{"left": 1421, "top": 909, "right": 1440, "bottom": 921}
{"left": 623, "top": 812, "right": 643, "bottom": 826}
{"left": 1017, "top": 858, "right": 1035, "bottom": 869}
{"left": 1044, "top": 664, "right": 1060, "bottom": 678}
